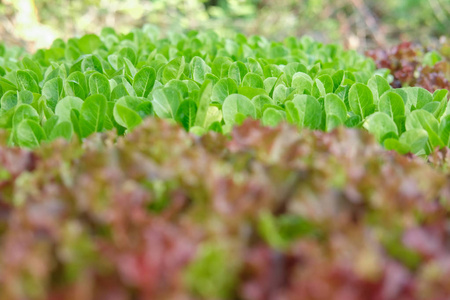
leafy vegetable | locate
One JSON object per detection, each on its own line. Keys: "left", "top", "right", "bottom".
{"left": 0, "top": 26, "right": 447, "bottom": 156}
{"left": 1, "top": 118, "right": 449, "bottom": 299}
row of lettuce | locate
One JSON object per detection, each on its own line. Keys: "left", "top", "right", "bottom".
{"left": 0, "top": 26, "right": 449, "bottom": 157}
{"left": 1, "top": 118, "right": 450, "bottom": 299}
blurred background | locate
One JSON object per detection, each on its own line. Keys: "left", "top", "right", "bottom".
{"left": 0, "top": 0, "right": 449, "bottom": 52}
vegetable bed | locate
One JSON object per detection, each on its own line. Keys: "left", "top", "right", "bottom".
{"left": 0, "top": 26, "right": 449, "bottom": 156}
{"left": 0, "top": 26, "right": 450, "bottom": 299}
{"left": 1, "top": 119, "right": 450, "bottom": 299}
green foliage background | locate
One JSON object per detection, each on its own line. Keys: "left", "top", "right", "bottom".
{"left": 0, "top": 0, "right": 449, "bottom": 51}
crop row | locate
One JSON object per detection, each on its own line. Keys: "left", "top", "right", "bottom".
{"left": 1, "top": 118, "right": 450, "bottom": 299}
{"left": 0, "top": 27, "right": 449, "bottom": 157}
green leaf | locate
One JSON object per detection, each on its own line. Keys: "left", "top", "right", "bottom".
{"left": 404, "top": 87, "right": 432, "bottom": 110}
{"left": 290, "top": 95, "right": 322, "bottom": 129}
{"left": 262, "top": 107, "right": 285, "bottom": 127}
{"left": 43, "top": 115, "right": 59, "bottom": 137}
{"left": 67, "top": 71, "right": 87, "bottom": 91}
{"left": 17, "top": 70, "right": 39, "bottom": 93}
{"left": 433, "top": 89, "right": 448, "bottom": 103}
{"left": 210, "top": 56, "right": 232, "bottom": 77}
{"left": 42, "top": 77, "right": 63, "bottom": 111}
{"left": 379, "top": 91, "right": 405, "bottom": 133}
{"left": 162, "top": 57, "right": 186, "bottom": 84}
{"left": 363, "top": 112, "right": 398, "bottom": 143}
{"left": 133, "top": 66, "right": 156, "bottom": 98}
{"left": 415, "top": 88, "right": 433, "bottom": 110}
{"left": 258, "top": 212, "right": 318, "bottom": 250}
{"left": 405, "top": 110, "right": 443, "bottom": 149}
{"left": 348, "top": 83, "right": 375, "bottom": 119}
{"left": 1, "top": 90, "right": 18, "bottom": 111}
{"left": 263, "top": 77, "right": 278, "bottom": 95}
{"left": 383, "top": 138, "right": 410, "bottom": 155}
{"left": 324, "top": 94, "right": 347, "bottom": 123}
{"left": 222, "top": 94, "right": 256, "bottom": 126}
{"left": 13, "top": 104, "right": 39, "bottom": 128}
{"left": 176, "top": 100, "right": 198, "bottom": 131}
{"left": 113, "top": 96, "right": 143, "bottom": 130}
{"left": 164, "top": 80, "right": 188, "bottom": 99}
{"left": 263, "top": 64, "right": 282, "bottom": 79}
{"left": 78, "top": 34, "right": 102, "bottom": 53}
{"left": 135, "top": 101, "right": 153, "bottom": 119}
{"left": 204, "top": 73, "right": 219, "bottom": 86}
{"left": 284, "top": 62, "right": 307, "bottom": 85}
{"left": 439, "top": 115, "right": 450, "bottom": 147}
{"left": 246, "top": 57, "right": 264, "bottom": 76}
{"left": 400, "top": 129, "right": 429, "bottom": 155}
{"left": 89, "top": 73, "right": 111, "bottom": 100}
{"left": 238, "top": 86, "right": 267, "bottom": 99}
{"left": 208, "top": 121, "right": 223, "bottom": 133}
{"left": 406, "top": 109, "right": 439, "bottom": 136}
{"left": 108, "top": 54, "right": 124, "bottom": 71}
{"left": 122, "top": 77, "right": 137, "bottom": 97}
{"left": 80, "top": 94, "right": 107, "bottom": 138}
{"left": 55, "top": 96, "right": 83, "bottom": 122}
{"left": 65, "top": 80, "right": 86, "bottom": 99}
{"left": 111, "top": 84, "right": 129, "bottom": 101}
{"left": 123, "top": 57, "right": 137, "bottom": 78}
{"left": 211, "top": 78, "right": 238, "bottom": 104}
{"left": 379, "top": 92, "right": 405, "bottom": 118}
{"left": 433, "top": 89, "right": 448, "bottom": 119}
{"left": 241, "top": 72, "right": 264, "bottom": 89}
{"left": 291, "top": 72, "right": 313, "bottom": 94}
{"left": 228, "top": 61, "right": 248, "bottom": 85}
{"left": 82, "top": 55, "right": 103, "bottom": 73}
{"left": 49, "top": 121, "right": 73, "bottom": 141}
{"left": 312, "top": 75, "right": 333, "bottom": 98}
{"left": 0, "top": 77, "right": 17, "bottom": 94}
{"left": 16, "top": 119, "right": 46, "bottom": 148}
{"left": 18, "top": 90, "right": 34, "bottom": 105}
{"left": 204, "top": 106, "right": 223, "bottom": 128}
{"left": 0, "top": 108, "right": 15, "bottom": 128}
{"left": 119, "top": 47, "right": 136, "bottom": 65}
{"left": 70, "top": 109, "right": 82, "bottom": 139}
{"left": 422, "top": 102, "right": 440, "bottom": 114}
{"left": 22, "top": 57, "right": 43, "bottom": 82}
{"left": 38, "top": 96, "right": 54, "bottom": 120}
{"left": 152, "top": 87, "right": 182, "bottom": 119}
{"left": 326, "top": 114, "right": 342, "bottom": 132}
{"left": 423, "top": 51, "right": 442, "bottom": 67}
{"left": 332, "top": 70, "right": 355, "bottom": 90}
{"left": 273, "top": 85, "right": 296, "bottom": 104}
{"left": 65, "top": 46, "right": 81, "bottom": 61}
{"left": 190, "top": 56, "right": 211, "bottom": 83}
{"left": 253, "top": 95, "right": 274, "bottom": 119}
{"left": 368, "top": 75, "right": 391, "bottom": 103}
{"left": 194, "top": 80, "right": 213, "bottom": 127}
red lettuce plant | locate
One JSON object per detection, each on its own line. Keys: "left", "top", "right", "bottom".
{"left": 367, "top": 42, "right": 450, "bottom": 92}
{"left": 0, "top": 119, "right": 450, "bottom": 299}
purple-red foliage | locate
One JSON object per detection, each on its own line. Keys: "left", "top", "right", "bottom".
{"left": 366, "top": 42, "right": 450, "bottom": 92}
{"left": 1, "top": 119, "right": 450, "bottom": 299}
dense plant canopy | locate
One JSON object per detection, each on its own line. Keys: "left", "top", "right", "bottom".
{"left": 1, "top": 118, "right": 450, "bottom": 299}
{"left": 0, "top": 27, "right": 449, "bottom": 157}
